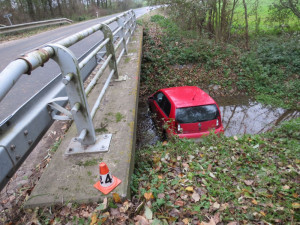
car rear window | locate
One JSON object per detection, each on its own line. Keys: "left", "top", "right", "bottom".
{"left": 176, "top": 104, "right": 219, "bottom": 123}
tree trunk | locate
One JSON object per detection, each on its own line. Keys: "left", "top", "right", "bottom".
{"left": 227, "top": 0, "right": 238, "bottom": 41}
{"left": 57, "top": 0, "right": 63, "bottom": 16}
{"left": 47, "top": 0, "right": 54, "bottom": 17}
{"left": 242, "top": 0, "right": 249, "bottom": 50}
{"left": 26, "top": 0, "right": 36, "bottom": 20}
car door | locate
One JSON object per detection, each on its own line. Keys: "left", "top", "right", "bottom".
{"left": 151, "top": 92, "right": 171, "bottom": 131}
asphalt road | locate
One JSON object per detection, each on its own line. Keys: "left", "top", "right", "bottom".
{"left": 0, "top": 7, "right": 153, "bottom": 122}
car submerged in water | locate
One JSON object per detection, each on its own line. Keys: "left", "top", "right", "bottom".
{"left": 148, "top": 86, "right": 224, "bottom": 139}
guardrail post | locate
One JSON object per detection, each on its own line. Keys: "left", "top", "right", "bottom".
{"left": 102, "top": 24, "right": 119, "bottom": 80}
{"left": 117, "top": 16, "right": 128, "bottom": 55}
{"left": 132, "top": 10, "right": 137, "bottom": 30}
{"left": 129, "top": 11, "right": 135, "bottom": 35}
{"left": 48, "top": 44, "right": 96, "bottom": 146}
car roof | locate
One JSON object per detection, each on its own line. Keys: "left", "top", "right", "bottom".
{"left": 161, "top": 86, "right": 216, "bottom": 108}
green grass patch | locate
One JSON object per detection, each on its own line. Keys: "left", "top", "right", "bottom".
{"left": 76, "top": 158, "right": 100, "bottom": 167}
{"left": 115, "top": 112, "right": 124, "bottom": 122}
{"left": 49, "top": 139, "right": 61, "bottom": 153}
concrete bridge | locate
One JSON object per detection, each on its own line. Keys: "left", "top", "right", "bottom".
{"left": 26, "top": 26, "right": 143, "bottom": 207}
{"left": 0, "top": 10, "right": 144, "bottom": 207}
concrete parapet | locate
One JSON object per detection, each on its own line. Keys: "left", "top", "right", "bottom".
{"left": 25, "top": 25, "right": 143, "bottom": 207}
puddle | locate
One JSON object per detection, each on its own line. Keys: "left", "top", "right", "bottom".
{"left": 136, "top": 96, "right": 300, "bottom": 149}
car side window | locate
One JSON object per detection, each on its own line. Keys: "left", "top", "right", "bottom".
{"left": 154, "top": 92, "right": 171, "bottom": 117}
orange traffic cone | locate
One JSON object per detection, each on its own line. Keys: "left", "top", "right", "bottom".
{"left": 94, "top": 162, "right": 121, "bottom": 195}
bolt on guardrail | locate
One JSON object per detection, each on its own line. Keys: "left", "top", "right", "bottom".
{"left": 0, "top": 9, "right": 136, "bottom": 190}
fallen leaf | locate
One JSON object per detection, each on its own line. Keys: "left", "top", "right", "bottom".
{"left": 110, "top": 208, "right": 120, "bottom": 217}
{"left": 260, "top": 211, "right": 266, "bottom": 217}
{"left": 181, "top": 194, "right": 188, "bottom": 200}
{"left": 292, "top": 202, "right": 300, "bottom": 209}
{"left": 182, "top": 218, "right": 189, "bottom": 224}
{"left": 144, "top": 192, "right": 154, "bottom": 201}
{"left": 134, "top": 215, "right": 150, "bottom": 225}
{"left": 244, "top": 180, "right": 254, "bottom": 186}
{"left": 175, "top": 200, "right": 185, "bottom": 206}
{"left": 100, "top": 212, "right": 109, "bottom": 223}
{"left": 158, "top": 193, "right": 165, "bottom": 199}
{"left": 182, "top": 163, "right": 189, "bottom": 171}
{"left": 96, "top": 198, "right": 107, "bottom": 211}
{"left": 209, "top": 172, "right": 216, "bottom": 179}
{"left": 90, "top": 213, "right": 98, "bottom": 225}
{"left": 144, "top": 206, "right": 153, "bottom": 220}
{"left": 220, "top": 203, "right": 229, "bottom": 211}
{"left": 292, "top": 193, "right": 299, "bottom": 198}
{"left": 153, "top": 156, "right": 161, "bottom": 164}
{"left": 227, "top": 222, "right": 238, "bottom": 225}
{"left": 252, "top": 199, "right": 258, "bottom": 205}
{"left": 112, "top": 193, "right": 122, "bottom": 203}
{"left": 120, "top": 201, "right": 130, "bottom": 213}
{"left": 213, "top": 202, "right": 220, "bottom": 209}
{"left": 192, "top": 192, "right": 200, "bottom": 202}
{"left": 213, "top": 212, "right": 220, "bottom": 224}
{"left": 157, "top": 175, "right": 163, "bottom": 179}
{"left": 283, "top": 185, "right": 290, "bottom": 190}
{"left": 162, "top": 141, "right": 168, "bottom": 146}
{"left": 277, "top": 206, "right": 284, "bottom": 211}
{"left": 188, "top": 155, "right": 195, "bottom": 162}
{"left": 234, "top": 136, "right": 238, "bottom": 140}
{"left": 80, "top": 210, "right": 92, "bottom": 218}
{"left": 207, "top": 164, "right": 212, "bottom": 171}
{"left": 185, "top": 186, "right": 194, "bottom": 192}
{"left": 200, "top": 217, "right": 216, "bottom": 225}
{"left": 60, "top": 206, "right": 71, "bottom": 216}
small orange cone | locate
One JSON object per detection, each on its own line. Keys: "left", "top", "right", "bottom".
{"left": 94, "top": 162, "right": 121, "bottom": 195}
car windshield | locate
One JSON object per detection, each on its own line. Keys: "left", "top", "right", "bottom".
{"left": 176, "top": 104, "right": 219, "bottom": 123}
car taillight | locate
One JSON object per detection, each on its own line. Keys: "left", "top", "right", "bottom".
{"left": 177, "top": 123, "right": 183, "bottom": 133}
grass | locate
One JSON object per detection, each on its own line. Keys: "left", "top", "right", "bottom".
{"left": 132, "top": 118, "right": 300, "bottom": 224}
{"left": 49, "top": 139, "right": 61, "bottom": 153}
{"left": 76, "top": 158, "right": 100, "bottom": 167}
{"left": 115, "top": 112, "right": 124, "bottom": 122}
{"left": 233, "top": 0, "right": 300, "bottom": 34}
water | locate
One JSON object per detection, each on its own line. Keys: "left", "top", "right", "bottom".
{"left": 136, "top": 96, "right": 300, "bottom": 149}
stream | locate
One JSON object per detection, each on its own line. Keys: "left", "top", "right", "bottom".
{"left": 136, "top": 96, "right": 299, "bottom": 149}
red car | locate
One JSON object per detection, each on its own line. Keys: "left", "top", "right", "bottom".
{"left": 148, "top": 86, "right": 224, "bottom": 139}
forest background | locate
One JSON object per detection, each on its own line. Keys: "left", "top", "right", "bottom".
{"left": 0, "top": 0, "right": 147, "bottom": 25}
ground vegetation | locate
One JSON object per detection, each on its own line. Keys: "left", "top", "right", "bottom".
{"left": 0, "top": 5, "right": 299, "bottom": 224}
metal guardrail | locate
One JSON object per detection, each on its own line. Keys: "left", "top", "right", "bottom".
{"left": 0, "top": 9, "right": 136, "bottom": 191}
{"left": 0, "top": 18, "right": 73, "bottom": 34}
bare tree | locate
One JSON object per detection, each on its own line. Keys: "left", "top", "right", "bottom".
{"left": 242, "top": 0, "right": 249, "bottom": 49}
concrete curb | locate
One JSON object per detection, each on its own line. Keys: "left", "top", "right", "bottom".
{"left": 25, "top": 25, "right": 143, "bottom": 208}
